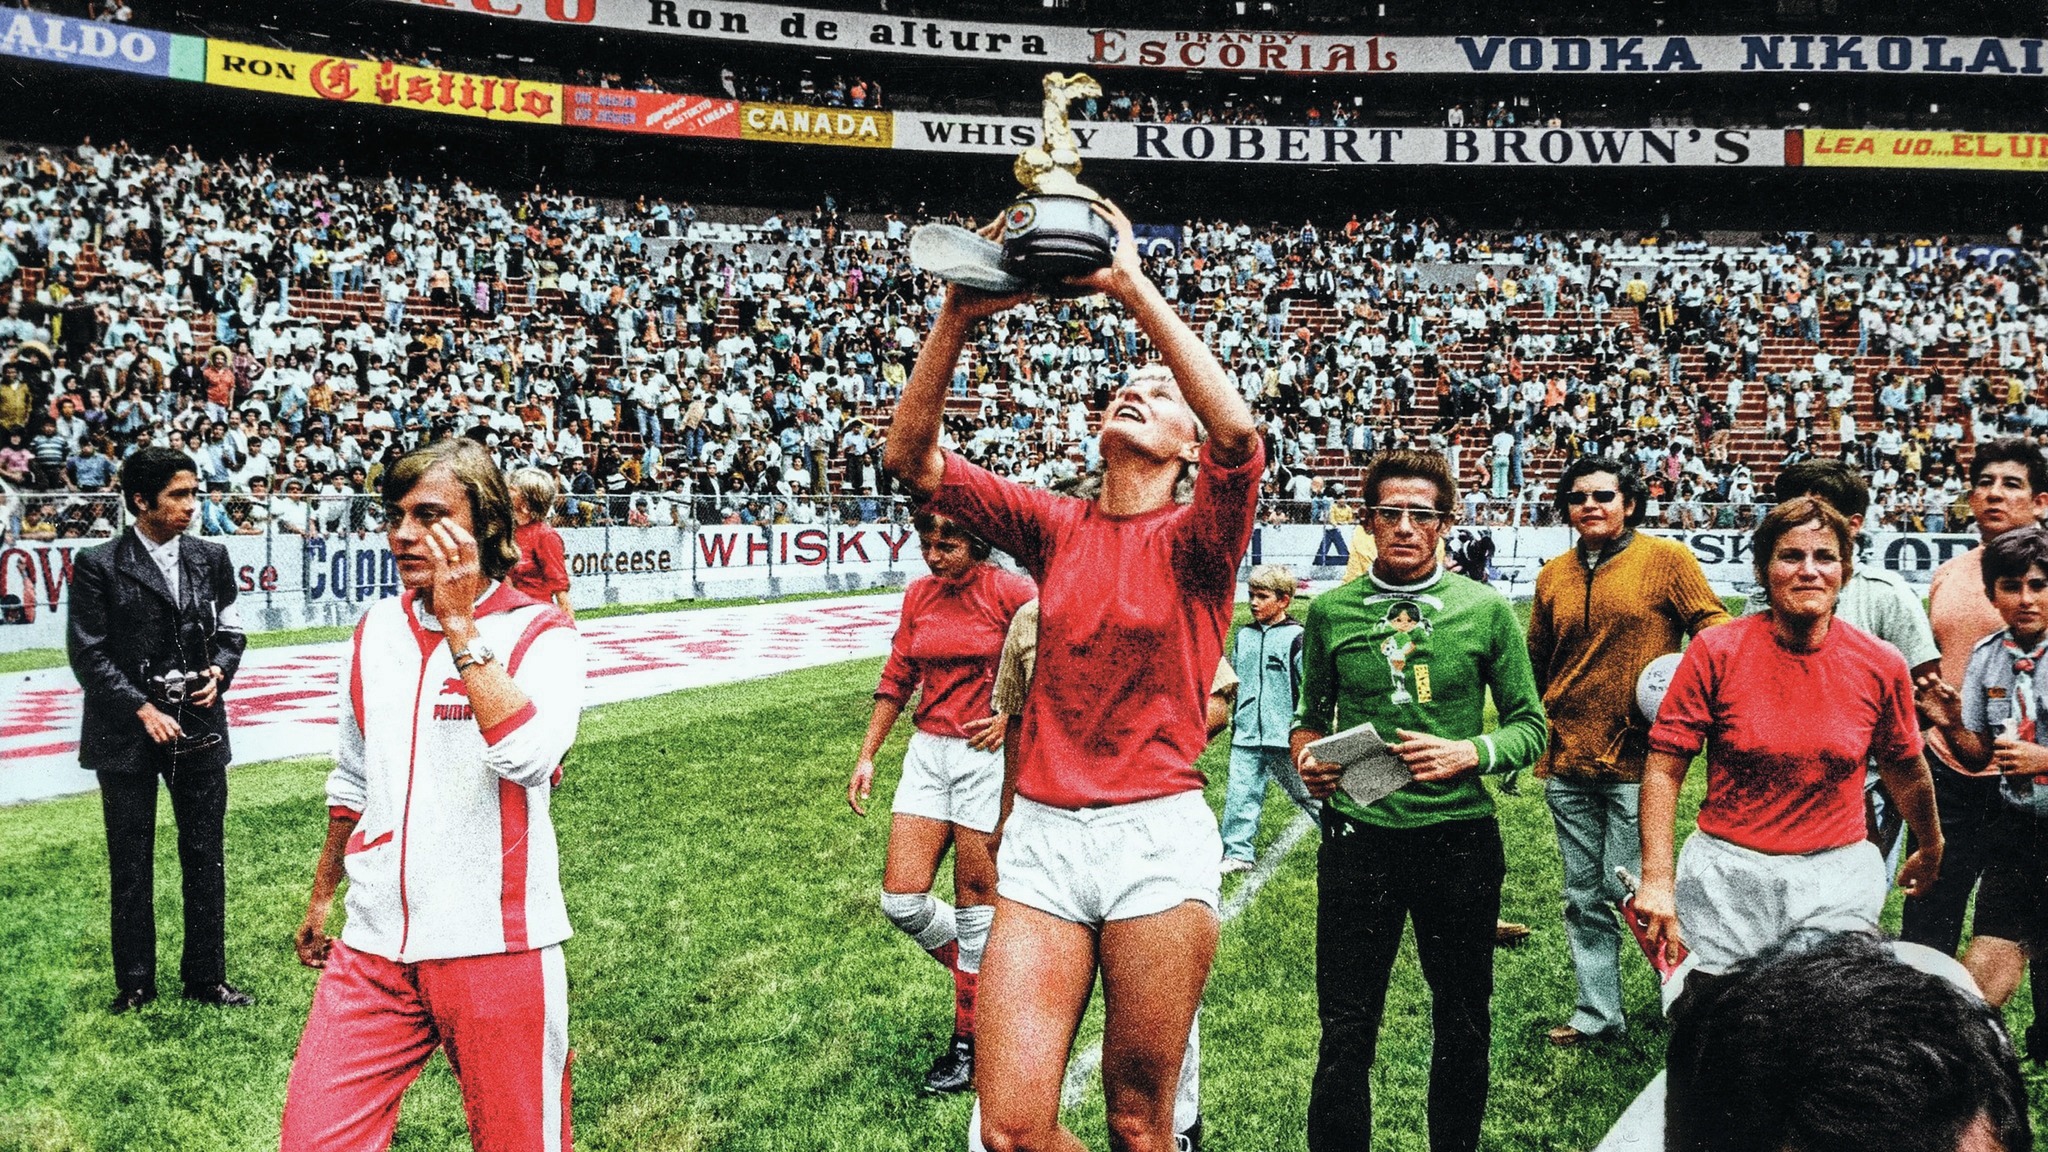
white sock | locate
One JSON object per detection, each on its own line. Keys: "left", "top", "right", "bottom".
{"left": 956, "top": 905, "right": 994, "bottom": 974}
{"left": 881, "top": 891, "right": 957, "bottom": 954}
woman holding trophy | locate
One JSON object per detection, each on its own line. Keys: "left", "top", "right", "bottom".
{"left": 886, "top": 190, "right": 1262, "bottom": 1152}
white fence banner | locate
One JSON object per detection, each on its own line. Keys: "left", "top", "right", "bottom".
{"left": 1248, "top": 524, "right": 1982, "bottom": 598}
{"left": 1, "top": 522, "right": 1985, "bottom": 651}
{"left": 0, "top": 521, "right": 934, "bottom": 651}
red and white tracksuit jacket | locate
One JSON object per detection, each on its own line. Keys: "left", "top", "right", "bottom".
{"left": 328, "top": 583, "right": 584, "bottom": 963}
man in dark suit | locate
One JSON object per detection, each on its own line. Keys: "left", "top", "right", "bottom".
{"left": 67, "top": 445, "right": 252, "bottom": 1013}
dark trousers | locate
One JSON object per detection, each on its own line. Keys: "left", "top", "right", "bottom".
{"left": 97, "top": 765, "right": 228, "bottom": 993}
{"left": 1901, "top": 762, "right": 2003, "bottom": 954}
{"left": 1309, "top": 813, "right": 1504, "bottom": 1152}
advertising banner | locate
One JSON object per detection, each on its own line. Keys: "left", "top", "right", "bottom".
{"left": 738, "top": 101, "right": 892, "bottom": 147}
{"left": 1131, "top": 223, "right": 1183, "bottom": 257}
{"left": 0, "top": 9, "right": 198, "bottom": 78}
{"left": 564, "top": 86, "right": 740, "bottom": 136}
{"left": 0, "top": 518, "right": 1985, "bottom": 654}
{"left": 892, "top": 113, "right": 1784, "bottom": 167}
{"left": 1246, "top": 523, "right": 1980, "bottom": 597}
{"left": 1, "top": 536, "right": 292, "bottom": 651}
{"left": 2, "top": 520, "right": 1985, "bottom": 652}
{"left": 204, "top": 39, "right": 564, "bottom": 126}
{"left": 1793, "top": 128, "right": 2048, "bottom": 171}
{"left": 0, "top": 521, "right": 929, "bottom": 651}
{"left": 361, "top": 5, "right": 2048, "bottom": 77}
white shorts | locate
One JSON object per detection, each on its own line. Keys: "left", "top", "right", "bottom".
{"left": 1663, "top": 829, "right": 1886, "bottom": 1009}
{"left": 998, "top": 790, "right": 1222, "bottom": 925}
{"left": 891, "top": 730, "right": 1003, "bottom": 833}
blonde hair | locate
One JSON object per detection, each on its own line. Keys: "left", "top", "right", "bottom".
{"left": 1248, "top": 564, "right": 1296, "bottom": 597}
{"left": 508, "top": 467, "right": 559, "bottom": 518}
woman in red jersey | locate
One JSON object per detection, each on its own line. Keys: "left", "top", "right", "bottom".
{"left": 506, "top": 467, "right": 573, "bottom": 620}
{"left": 1636, "top": 496, "right": 1943, "bottom": 1004}
{"left": 849, "top": 510, "right": 1035, "bottom": 1095}
{"left": 886, "top": 202, "right": 1261, "bottom": 1152}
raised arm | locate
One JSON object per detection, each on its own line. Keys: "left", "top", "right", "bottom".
{"left": 886, "top": 243, "right": 1027, "bottom": 499}
{"left": 1075, "top": 202, "right": 1257, "bottom": 467}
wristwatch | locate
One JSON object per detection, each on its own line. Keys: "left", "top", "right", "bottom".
{"left": 451, "top": 639, "right": 497, "bottom": 673}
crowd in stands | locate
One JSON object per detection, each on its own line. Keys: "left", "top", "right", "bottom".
{"left": 715, "top": 67, "right": 888, "bottom": 111}
{"left": 2, "top": 135, "right": 2044, "bottom": 549}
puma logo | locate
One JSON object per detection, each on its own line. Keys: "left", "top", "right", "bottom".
{"left": 441, "top": 678, "right": 468, "bottom": 697}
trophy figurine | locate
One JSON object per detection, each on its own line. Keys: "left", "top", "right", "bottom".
{"left": 909, "top": 72, "right": 1118, "bottom": 296}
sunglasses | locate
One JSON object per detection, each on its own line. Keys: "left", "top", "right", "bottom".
{"left": 1565, "top": 490, "right": 1619, "bottom": 506}
{"left": 1369, "top": 505, "right": 1446, "bottom": 528}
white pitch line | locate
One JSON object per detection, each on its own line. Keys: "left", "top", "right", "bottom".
{"left": 1059, "top": 808, "right": 1318, "bottom": 1109}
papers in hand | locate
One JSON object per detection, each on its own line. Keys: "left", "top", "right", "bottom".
{"left": 1305, "top": 722, "right": 1412, "bottom": 809}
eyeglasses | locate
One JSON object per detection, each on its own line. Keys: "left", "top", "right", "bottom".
{"left": 1565, "top": 490, "right": 1619, "bottom": 506}
{"left": 1369, "top": 505, "right": 1446, "bottom": 528}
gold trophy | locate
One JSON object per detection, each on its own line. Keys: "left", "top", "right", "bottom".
{"left": 909, "top": 72, "right": 1117, "bottom": 295}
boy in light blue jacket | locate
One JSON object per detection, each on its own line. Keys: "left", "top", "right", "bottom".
{"left": 1221, "top": 564, "right": 1320, "bottom": 872}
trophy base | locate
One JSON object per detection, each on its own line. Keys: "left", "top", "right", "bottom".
{"left": 1000, "top": 195, "right": 1115, "bottom": 291}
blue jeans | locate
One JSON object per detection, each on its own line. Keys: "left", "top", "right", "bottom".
{"left": 1544, "top": 777, "right": 1640, "bottom": 1037}
{"left": 1220, "top": 745, "right": 1320, "bottom": 862}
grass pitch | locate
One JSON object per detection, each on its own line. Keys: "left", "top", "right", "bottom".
{"left": 1, "top": 599, "right": 2040, "bottom": 1151}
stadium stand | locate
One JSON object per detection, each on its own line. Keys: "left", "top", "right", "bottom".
{"left": 2, "top": 135, "right": 2038, "bottom": 546}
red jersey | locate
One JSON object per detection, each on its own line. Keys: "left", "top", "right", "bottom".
{"left": 875, "top": 563, "right": 1037, "bottom": 739}
{"left": 508, "top": 520, "right": 571, "bottom": 601}
{"left": 1650, "top": 612, "right": 1923, "bottom": 855}
{"left": 925, "top": 441, "right": 1263, "bottom": 808}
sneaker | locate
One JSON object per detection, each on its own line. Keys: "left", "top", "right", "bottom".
{"left": 1494, "top": 920, "right": 1532, "bottom": 948}
{"left": 1176, "top": 1115, "right": 1203, "bottom": 1152}
{"left": 1219, "top": 857, "right": 1255, "bottom": 875}
{"left": 922, "top": 1035, "right": 974, "bottom": 1095}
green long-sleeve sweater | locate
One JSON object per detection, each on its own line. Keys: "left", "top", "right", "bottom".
{"left": 1295, "top": 566, "right": 1548, "bottom": 828}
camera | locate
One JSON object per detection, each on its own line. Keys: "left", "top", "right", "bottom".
{"left": 148, "top": 668, "right": 209, "bottom": 708}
